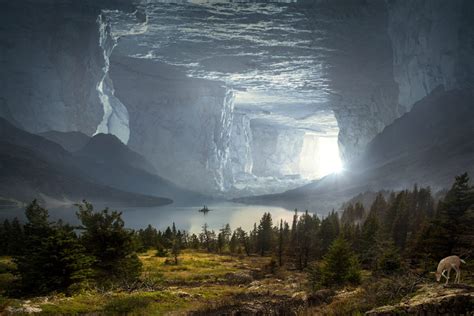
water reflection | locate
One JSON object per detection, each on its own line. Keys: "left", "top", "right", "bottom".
{"left": 0, "top": 202, "right": 300, "bottom": 233}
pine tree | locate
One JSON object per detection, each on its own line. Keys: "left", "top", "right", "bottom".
{"left": 375, "top": 239, "right": 402, "bottom": 275}
{"left": 318, "top": 236, "right": 361, "bottom": 287}
{"left": 278, "top": 220, "right": 284, "bottom": 266}
{"left": 138, "top": 224, "right": 159, "bottom": 250}
{"left": 200, "top": 223, "right": 216, "bottom": 252}
{"left": 171, "top": 228, "right": 181, "bottom": 265}
{"left": 76, "top": 201, "right": 142, "bottom": 286}
{"left": 359, "top": 208, "right": 380, "bottom": 268}
{"left": 423, "top": 173, "right": 474, "bottom": 259}
{"left": 217, "top": 224, "right": 231, "bottom": 253}
{"left": 234, "top": 227, "right": 250, "bottom": 256}
{"left": 257, "top": 213, "right": 273, "bottom": 256}
{"left": 288, "top": 209, "right": 299, "bottom": 259}
{"left": 319, "top": 211, "right": 340, "bottom": 254}
{"left": 14, "top": 200, "right": 93, "bottom": 295}
{"left": 391, "top": 192, "right": 409, "bottom": 249}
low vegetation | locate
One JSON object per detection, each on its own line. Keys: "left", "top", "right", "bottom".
{"left": 0, "top": 173, "right": 472, "bottom": 314}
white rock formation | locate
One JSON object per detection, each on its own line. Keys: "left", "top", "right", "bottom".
{"left": 230, "top": 112, "right": 254, "bottom": 179}
{"left": 251, "top": 122, "right": 306, "bottom": 178}
{"left": 109, "top": 55, "right": 235, "bottom": 194}
{"left": 94, "top": 14, "right": 130, "bottom": 144}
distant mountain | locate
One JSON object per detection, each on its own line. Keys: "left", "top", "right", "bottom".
{"left": 236, "top": 88, "right": 474, "bottom": 213}
{"left": 0, "top": 118, "right": 172, "bottom": 207}
{"left": 73, "top": 133, "right": 208, "bottom": 204}
{"left": 39, "top": 130, "right": 91, "bottom": 152}
{"left": 76, "top": 133, "right": 156, "bottom": 175}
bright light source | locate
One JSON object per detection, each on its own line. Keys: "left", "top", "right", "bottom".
{"left": 298, "top": 134, "right": 343, "bottom": 179}
{"left": 318, "top": 136, "right": 343, "bottom": 176}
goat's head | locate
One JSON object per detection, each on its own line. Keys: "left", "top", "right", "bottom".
{"left": 435, "top": 271, "right": 442, "bottom": 282}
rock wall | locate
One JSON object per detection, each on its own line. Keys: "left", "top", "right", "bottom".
{"left": 251, "top": 121, "right": 306, "bottom": 178}
{"left": 301, "top": 0, "right": 401, "bottom": 162}
{"left": 230, "top": 112, "right": 254, "bottom": 180}
{"left": 301, "top": 0, "right": 474, "bottom": 163}
{"left": 0, "top": 1, "right": 101, "bottom": 134}
{"left": 0, "top": 0, "right": 137, "bottom": 136}
{"left": 94, "top": 14, "right": 131, "bottom": 144}
{"left": 387, "top": 0, "right": 474, "bottom": 111}
{"left": 109, "top": 55, "right": 235, "bottom": 194}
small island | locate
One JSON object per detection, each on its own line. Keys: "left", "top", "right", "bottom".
{"left": 198, "top": 205, "right": 211, "bottom": 215}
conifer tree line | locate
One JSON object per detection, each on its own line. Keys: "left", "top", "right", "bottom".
{"left": 135, "top": 174, "right": 473, "bottom": 272}
{"left": 1, "top": 173, "right": 473, "bottom": 294}
{"left": 0, "top": 201, "right": 142, "bottom": 295}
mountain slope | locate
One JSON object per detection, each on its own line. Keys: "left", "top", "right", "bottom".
{"left": 236, "top": 88, "right": 474, "bottom": 212}
{"left": 73, "top": 133, "right": 208, "bottom": 204}
{"left": 0, "top": 118, "right": 172, "bottom": 207}
{"left": 76, "top": 133, "right": 156, "bottom": 174}
{"left": 39, "top": 131, "right": 91, "bottom": 152}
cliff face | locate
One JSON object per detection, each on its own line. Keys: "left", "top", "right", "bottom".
{"left": 0, "top": 1, "right": 102, "bottom": 134}
{"left": 387, "top": 0, "right": 474, "bottom": 111}
{"left": 251, "top": 122, "right": 306, "bottom": 178}
{"left": 236, "top": 88, "right": 474, "bottom": 212}
{"left": 301, "top": 0, "right": 474, "bottom": 163}
{"left": 109, "top": 55, "right": 235, "bottom": 194}
{"left": 301, "top": 0, "right": 401, "bottom": 162}
{"left": 1, "top": 0, "right": 472, "bottom": 197}
{"left": 230, "top": 112, "right": 254, "bottom": 178}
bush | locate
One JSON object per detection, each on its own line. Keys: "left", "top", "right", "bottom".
{"left": 155, "top": 246, "right": 169, "bottom": 257}
{"left": 361, "top": 273, "right": 423, "bottom": 308}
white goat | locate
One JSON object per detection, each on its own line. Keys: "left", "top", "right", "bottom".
{"left": 435, "top": 255, "right": 466, "bottom": 285}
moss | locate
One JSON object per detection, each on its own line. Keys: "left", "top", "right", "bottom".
{"left": 39, "top": 293, "right": 105, "bottom": 314}
{"left": 1, "top": 250, "right": 288, "bottom": 315}
{"left": 103, "top": 294, "right": 156, "bottom": 314}
{"left": 0, "top": 257, "right": 15, "bottom": 274}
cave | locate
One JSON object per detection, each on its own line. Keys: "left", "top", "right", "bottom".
{"left": 1, "top": 0, "right": 473, "bottom": 198}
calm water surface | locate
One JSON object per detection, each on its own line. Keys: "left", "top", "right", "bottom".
{"left": 0, "top": 202, "right": 300, "bottom": 233}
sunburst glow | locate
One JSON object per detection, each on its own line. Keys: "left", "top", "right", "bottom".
{"left": 318, "top": 136, "right": 343, "bottom": 175}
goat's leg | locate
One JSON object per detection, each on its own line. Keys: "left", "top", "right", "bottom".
{"left": 455, "top": 267, "right": 461, "bottom": 283}
{"left": 445, "top": 268, "right": 451, "bottom": 285}
{"left": 441, "top": 270, "right": 448, "bottom": 284}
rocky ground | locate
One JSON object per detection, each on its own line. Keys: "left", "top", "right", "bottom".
{"left": 1, "top": 252, "right": 473, "bottom": 315}
{"left": 366, "top": 283, "right": 474, "bottom": 315}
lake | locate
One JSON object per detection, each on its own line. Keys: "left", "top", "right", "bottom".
{"left": 0, "top": 202, "right": 303, "bottom": 234}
